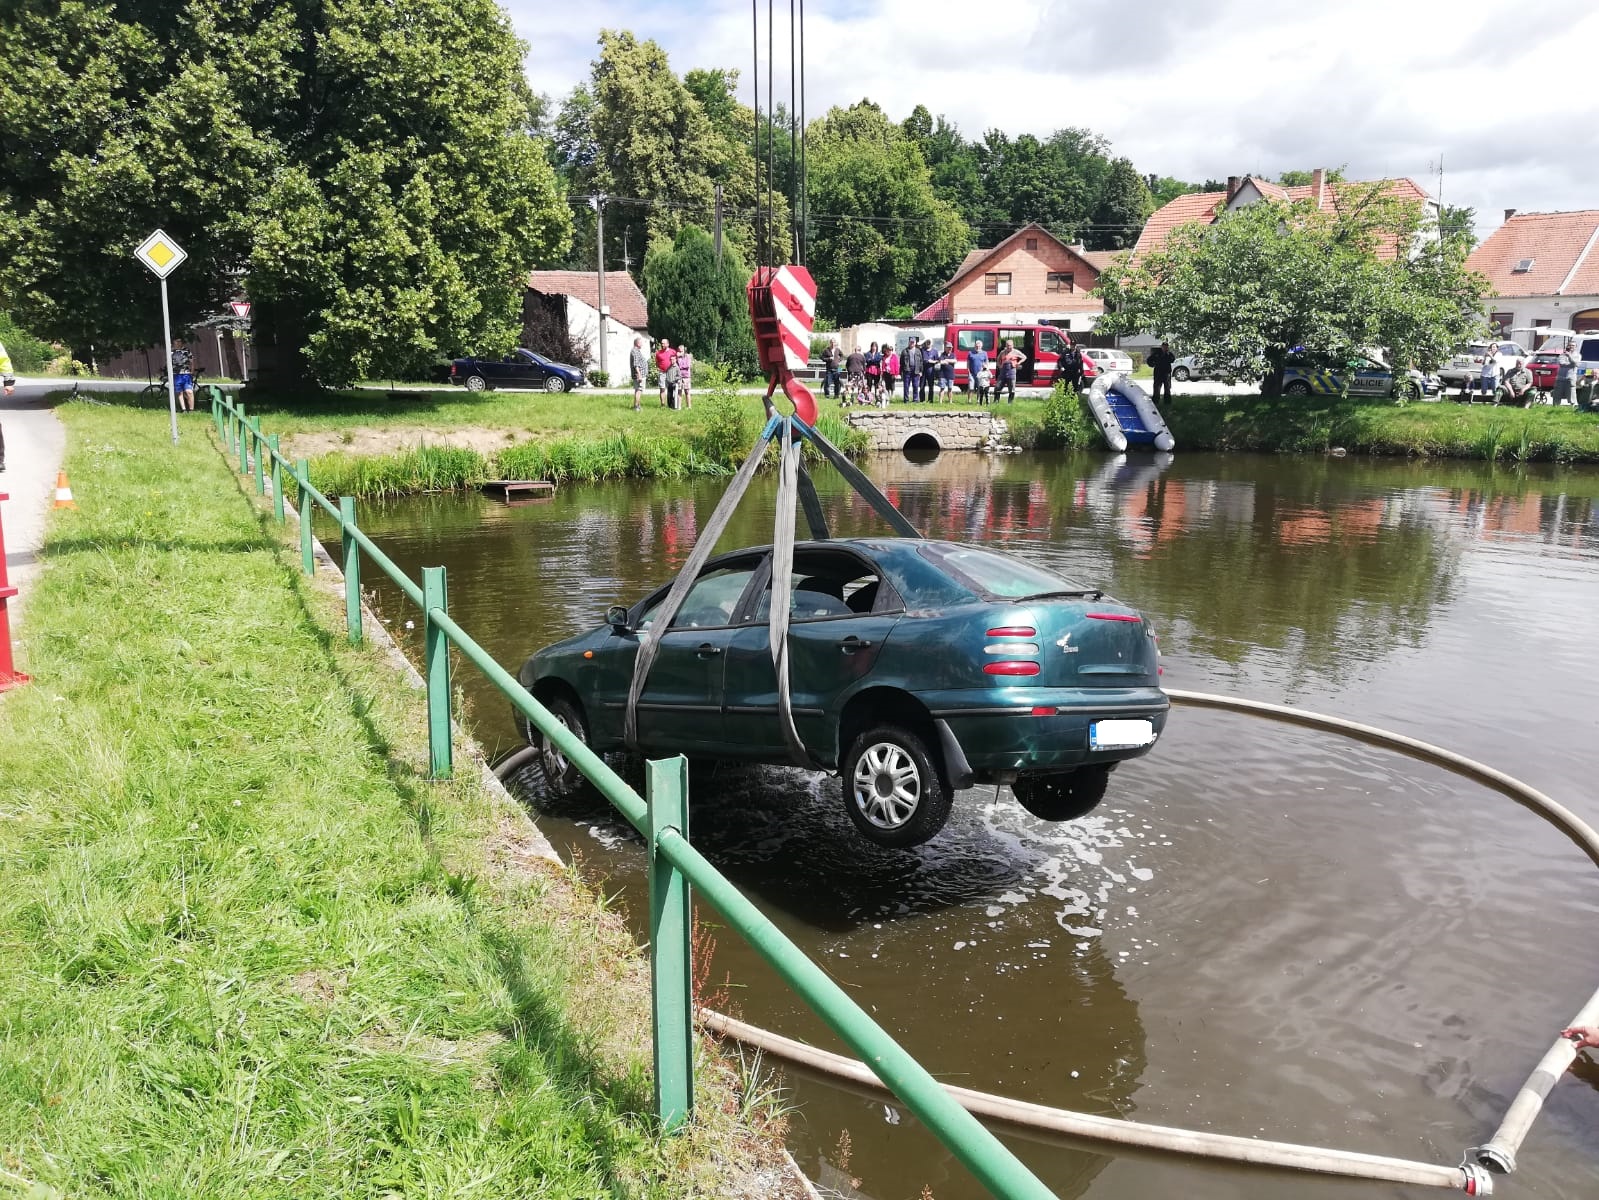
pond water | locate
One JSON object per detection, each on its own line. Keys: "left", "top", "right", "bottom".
{"left": 318, "top": 449, "right": 1599, "bottom": 1200}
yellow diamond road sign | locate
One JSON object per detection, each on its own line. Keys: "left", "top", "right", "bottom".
{"left": 135, "top": 229, "right": 187, "bottom": 278}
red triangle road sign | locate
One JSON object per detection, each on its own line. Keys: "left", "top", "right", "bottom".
{"left": 229, "top": 301, "right": 252, "bottom": 318}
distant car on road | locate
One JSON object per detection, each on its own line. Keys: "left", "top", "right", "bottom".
{"left": 516, "top": 538, "right": 1168, "bottom": 848}
{"left": 1281, "top": 357, "right": 1438, "bottom": 399}
{"left": 1437, "top": 341, "right": 1528, "bottom": 393}
{"left": 1172, "top": 354, "right": 1244, "bottom": 383}
{"left": 1081, "top": 348, "right": 1134, "bottom": 377}
{"left": 447, "top": 349, "right": 583, "bottom": 393}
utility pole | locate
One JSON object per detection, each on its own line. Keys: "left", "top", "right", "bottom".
{"left": 713, "top": 184, "right": 724, "bottom": 268}
{"left": 590, "top": 194, "right": 609, "bottom": 378}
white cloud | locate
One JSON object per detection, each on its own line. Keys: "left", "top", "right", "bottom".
{"left": 514, "top": 0, "right": 1599, "bottom": 235}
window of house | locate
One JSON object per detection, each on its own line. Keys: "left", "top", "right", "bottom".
{"left": 984, "top": 272, "right": 1012, "bottom": 296}
{"left": 1490, "top": 312, "right": 1514, "bottom": 335}
{"left": 1513, "top": 258, "right": 1534, "bottom": 273}
{"left": 1025, "top": 237, "right": 1038, "bottom": 251}
{"left": 1046, "top": 272, "right": 1075, "bottom": 293}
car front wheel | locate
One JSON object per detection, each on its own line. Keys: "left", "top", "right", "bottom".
{"left": 544, "top": 376, "right": 568, "bottom": 393}
{"left": 842, "top": 725, "right": 953, "bottom": 849}
{"left": 465, "top": 374, "right": 488, "bottom": 392}
{"left": 1284, "top": 381, "right": 1311, "bottom": 396}
{"left": 1012, "top": 765, "right": 1112, "bottom": 822}
{"left": 1173, "top": 366, "right": 1190, "bottom": 382}
{"left": 530, "top": 693, "right": 590, "bottom": 796}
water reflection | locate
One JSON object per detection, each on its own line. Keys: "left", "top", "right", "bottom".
{"left": 324, "top": 451, "right": 1599, "bottom": 1200}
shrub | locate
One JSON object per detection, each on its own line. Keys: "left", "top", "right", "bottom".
{"left": 692, "top": 364, "right": 753, "bottom": 467}
{"left": 1036, "top": 383, "right": 1100, "bottom": 449}
{"left": 587, "top": 369, "right": 610, "bottom": 387}
{"left": 809, "top": 336, "right": 833, "bottom": 362}
{"left": 0, "top": 311, "right": 52, "bottom": 373}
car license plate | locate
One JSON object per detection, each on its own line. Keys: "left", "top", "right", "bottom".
{"left": 1090, "top": 719, "right": 1154, "bottom": 749}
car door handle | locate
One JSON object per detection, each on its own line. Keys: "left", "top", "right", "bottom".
{"left": 837, "top": 636, "right": 872, "bottom": 653}
{"left": 696, "top": 643, "right": 722, "bottom": 658}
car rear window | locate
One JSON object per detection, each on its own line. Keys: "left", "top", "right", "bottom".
{"left": 919, "top": 544, "right": 1088, "bottom": 601}
{"left": 1581, "top": 339, "right": 1599, "bottom": 362}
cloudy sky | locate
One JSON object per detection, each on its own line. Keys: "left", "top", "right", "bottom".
{"left": 517, "top": 0, "right": 1597, "bottom": 236}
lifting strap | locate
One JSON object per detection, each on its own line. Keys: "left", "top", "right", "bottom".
{"left": 624, "top": 416, "right": 923, "bottom": 762}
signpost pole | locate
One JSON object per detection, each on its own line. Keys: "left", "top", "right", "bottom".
{"left": 160, "top": 276, "right": 178, "bottom": 445}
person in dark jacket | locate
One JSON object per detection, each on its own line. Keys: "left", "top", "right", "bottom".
{"left": 822, "top": 342, "right": 843, "bottom": 397}
{"left": 902, "top": 338, "right": 924, "bottom": 402}
{"left": 1148, "top": 342, "right": 1176, "bottom": 405}
{"left": 1058, "top": 340, "right": 1083, "bottom": 393}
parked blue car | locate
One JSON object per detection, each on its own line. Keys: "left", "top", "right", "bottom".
{"left": 516, "top": 538, "right": 1169, "bottom": 848}
{"left": 447, "top": 348, "right": 584, "bottom": 393}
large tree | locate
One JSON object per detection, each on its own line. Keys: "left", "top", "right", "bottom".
{"left": 1086, "top": 158, "right": 1155, "bottom": 251}
{"left": 642, "top": 224, "right": 757, "bottom": 377}
{"left": 804, "top": 101, "right": 968, "bottom": 324}
{"left": 0, "top": 0, "right": 569, "bottom": 384}
{"left": 1096, "top": 187, "right": 1485, "bottom": 394}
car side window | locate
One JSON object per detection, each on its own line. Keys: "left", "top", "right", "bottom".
{"left": 637, "top": 564, "right": 758, "bottom": 631}
{"left": 956, "top": 329, "right": 995, "bottom": 353}
{"left": 753, "top": 552, "right": 898, "bottom": 622}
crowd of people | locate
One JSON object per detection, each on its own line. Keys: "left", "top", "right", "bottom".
{"left": 819, "top": 336, "right": 1058, "bottom": 407}
{"left": 629, "top": 337, "right": 695, "bottom": 412}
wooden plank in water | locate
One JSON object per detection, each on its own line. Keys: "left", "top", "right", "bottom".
{"left": 483, "top": 480, "right": 556, "bottom": 502}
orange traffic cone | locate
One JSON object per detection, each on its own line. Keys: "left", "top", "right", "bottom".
{"left": 53, "top": 471, "right": 77, "bottom": 510}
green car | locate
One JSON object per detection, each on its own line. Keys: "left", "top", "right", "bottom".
{"left": 516, "top": 538, "right": 1168, "bottom": 848}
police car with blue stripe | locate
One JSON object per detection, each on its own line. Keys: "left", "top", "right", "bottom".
{"left": 1282, "top": 356, "right": 1438, "bottom": 399}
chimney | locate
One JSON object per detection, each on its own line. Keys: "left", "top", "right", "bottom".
{"left": 1226, "top": 175, "right": 1241, "bottom": 201}
{"left": 1504, "top": 208, "right": 1517, "bottom": 223}
{"left": 1311, "top": 167, "right": 1326, "bottom": 207}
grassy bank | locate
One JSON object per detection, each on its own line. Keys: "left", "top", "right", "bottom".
{"left": 1162, "top": 393, "right": 1599, "bottom": 462}
{"left": 0, "top": 405, "right": 789, "bottom": 1197}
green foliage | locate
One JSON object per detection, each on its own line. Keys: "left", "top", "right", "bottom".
{"left": 0, "top": 0, "right": 570, "bottom": 384}
{"left": 1277, "top": 166, "right": 1347, "bottom": 186}
{"left": 692, "top": 366, "right": 754, "bottom": 466}
{"left": 1038, "top": 383, "right": 1100, "bottom": 448}
{"left": 587, "top": 369, "right": 610, "bottom": 387}
{"left": 805, "top": 102, "right": 969, "bottom": 325}
{"left": 643, "top": 226, "right": 757, "bottom": 376}
{"left": 1087, "top": 158, "right": 1156, "bottom": 251}
{"left": 1096, "top": 189, "right": 1487, "bottom": 394}
{"left": 0, "top": 311, "right": 53, "bottom": 373}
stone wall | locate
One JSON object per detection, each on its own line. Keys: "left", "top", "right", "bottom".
{"left": 843, "top": 408, "right": 1008, "bottom": 451}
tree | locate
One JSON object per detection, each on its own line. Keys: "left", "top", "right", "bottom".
{"left": 1277, "top": 166, "right": 1347, "bottom": 186}
{"left": 0, "top": 0, "right": 570, "bottom": 384}
{"left": 804, "top": 101, "right": 969, "bottom": 324}
{"left": 1096, "top": 188, "right": 1486, "bottom": 395}
{"left": 642, "top": 224, "right": 756, "bottom": 375}
{"left": 1087, "top": 158, "right": 1155, "bottom": 251}
{"left": 1151, "top": 177, "right": 1205, "bottom": 207}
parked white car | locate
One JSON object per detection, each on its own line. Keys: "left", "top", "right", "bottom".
{"left": 1172, "top": 354, "right": 1244, "bottom": 382}
{"left": 1082, "top": 348, "right": 1134, "bottom": 376}
{"left": 1437, "top": 341, "right": 1529, "bottom": 392}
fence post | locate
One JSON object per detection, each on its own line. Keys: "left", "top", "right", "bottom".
{"left": 269, "top": 435, "right": 285, "bottom": 523}
{"left": 210, "top": 386, "right": 221, "bottom": 437}
{"left": 339, "top": 496, "right": 362, "bottom": 644}
{"left": 647, "top": 755, "right": 694, "bottom": 1131}
{"left": 235, "top": 403, "right": 248, "bottom": 470}
{"left": 251, "top": 419, "right": 266, "bottom": 494}
{"left": 296, "top": 459, "right": 315, "bottom": 576}
{"left": 422, "top": 566, "right": 453, "bottom": 779}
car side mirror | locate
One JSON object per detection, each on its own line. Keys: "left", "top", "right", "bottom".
{"left": 606, "top": 604, "right": 631, "bottom": 632}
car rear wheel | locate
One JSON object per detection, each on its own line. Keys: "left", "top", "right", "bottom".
{"left": 842, "top": 724, "right": 952, "bottom": 849}
{"left": 1173, "top": 366, "right": 1190, "bottom": 382}
{"left": 531, "top": 693, "right": 590, "bottom": 796}
{"left": 1012, "top": 765, "right": 1112, "bottom": 822}
{"left": 465, "top": 374, "right": 488, "bottom": 392}
{"left": 544, "top": 376, "right": 568, "bottom": 393}
{"left": 1284, "top": 380, "right": 1311, "bottom": 396}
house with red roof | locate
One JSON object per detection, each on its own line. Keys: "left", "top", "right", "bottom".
{"left": 913, "top": 223, "right": 1118, "bottom": 336}
{"left": 525, "top": 269, "right": 650, "bottom": 376}
{"left": 1465, "top": 209, "right": 1599, "bottom": 344}
{"left": 1130, "top": 169, "right": 1434, "bottom": 264}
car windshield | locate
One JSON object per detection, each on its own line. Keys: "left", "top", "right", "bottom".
{"left": 920, "top": 543, "right": 1091, "bottom": 600}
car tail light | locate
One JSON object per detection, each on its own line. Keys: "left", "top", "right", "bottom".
{"left": 987, "top": 626, "right": 1036, "bottom": 637}
{"left": 450, "top": 363, "right": 457, "bottom": 376}
{"left": 1086, "top": 612, "right": 1140, "bottom": 623}
{"left": 984, "top": 661, "right": 1040, "bottom": 676}
{"left": 1030, "top": 706, "right": 1057, "bottom": 716}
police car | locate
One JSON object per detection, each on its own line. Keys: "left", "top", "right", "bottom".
{"left": 1281, "top": 357, "right": 1438, "bottom": 399}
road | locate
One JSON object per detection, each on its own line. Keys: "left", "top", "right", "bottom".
{"left": 1, "top": 378, "right": 147, "bottom": 621}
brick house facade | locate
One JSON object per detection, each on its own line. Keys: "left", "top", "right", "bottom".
{"left": 914, "top": 224, "right": 1116, "bottom": 334}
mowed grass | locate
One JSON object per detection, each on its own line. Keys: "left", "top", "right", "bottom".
{"left": 0, "top": 404, "right": 786, "bottom": 1198}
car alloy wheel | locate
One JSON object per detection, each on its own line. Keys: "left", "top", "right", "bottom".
{"left": 465, "top": 374, "right": 487, "bottom": 392}
{"left": 841, "top": 724, "right": 953, "bottom": 848}
{"left": 534, "top": 694, "right": 589, "bottom": 796}
{"left": 1284, "top": 380, "right": 1311, "bottom": 395}
{"left": 544, "top": 376, "right": 567, "bottom": 393}
{"left": 1173, "top": 366, "right": 1190, "bottom": 382}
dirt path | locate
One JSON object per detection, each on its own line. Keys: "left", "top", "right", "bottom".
{"left": 281, "top": 425, "right": 531, "bottom": 461}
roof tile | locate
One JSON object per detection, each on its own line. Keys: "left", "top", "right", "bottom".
{"left": 1467, "top": 211, "right": 1599, "bottom": 297}
{"left": 527, "top": 270, "right": 650, "bottom": 332}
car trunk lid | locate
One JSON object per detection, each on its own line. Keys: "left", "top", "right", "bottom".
{"left": 983, "top": 601, "right": 1160, "bottom": 687}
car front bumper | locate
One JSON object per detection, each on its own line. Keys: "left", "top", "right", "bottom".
{"left": 925, "top": 686, "right": 1170, "bottom": 778}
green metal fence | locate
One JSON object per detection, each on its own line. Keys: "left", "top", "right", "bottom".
{"left": 207, "top": 386, "right": 1059, "bottom": 1200}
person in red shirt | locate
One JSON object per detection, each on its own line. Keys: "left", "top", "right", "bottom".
{"left": 654, "top": 339, "right": 678, "bottom": 408}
